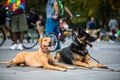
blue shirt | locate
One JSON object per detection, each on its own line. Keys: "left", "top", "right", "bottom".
{"left": 87, "top": 21, "right": 97, "bottom": 29}
{"left": 46, "top": 0, "right": 57, "bottom": 18}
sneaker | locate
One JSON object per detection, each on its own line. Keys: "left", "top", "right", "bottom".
{"left": 9, "top": 44, "right": 18, "bottom": 50}
{"left": 96, "top": 39, "right": 100, "bottom": 42}
{"left": 17, "top": 44, "right": 23, "bottom": 50}
{"left": 109, "top": 40, "right": 115, "bottom": 43}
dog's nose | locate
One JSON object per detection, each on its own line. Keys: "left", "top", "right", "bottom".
{"left": 49, "top": 42, "right": 52, "bottom": 44}
{"left": 48, "top": 42, "right": 52, "bottom": 46}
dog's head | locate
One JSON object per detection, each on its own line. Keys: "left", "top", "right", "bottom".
{"left": 76, "top": 29, "right": 96, "bottom": 47}
{"left": 39, "top": 37, "right": 52, "bottom": 52}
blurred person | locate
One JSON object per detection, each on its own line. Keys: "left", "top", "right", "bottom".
{"left": 60, "top": 19, "right": 69, "bottom": 30}
{"left": 95, "top": 28, "right": 107, "bottom": 42}
{"left": 86, "top": 16, "right": 97, "bottom": 37}
{"left": 4, "top": 0, "right": 28, "bottom": 50}
{"left": 59, "top": 19, "right": 69, "bottom": 41}
{"left": 28, "top": 8, "right": 38, "bottom": 26}
{"left": 108, "top": 16, "right": 118, "bottom": 43}
{"left": 45, "top": 0, "right": 72, "bottom": 50}
{"left": 36, "top": 14, "right": 45, "bottom": 38}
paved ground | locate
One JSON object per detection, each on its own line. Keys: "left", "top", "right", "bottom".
{"left": 0, "top": 39, "right": 120, "bottom": 80}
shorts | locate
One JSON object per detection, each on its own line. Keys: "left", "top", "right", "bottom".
{"left": 10, "top": 13, "right": 28, "bottom": 32}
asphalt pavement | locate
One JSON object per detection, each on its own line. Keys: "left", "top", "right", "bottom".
{"left": 0, "top": 39, "right": 120, "bottom": 80}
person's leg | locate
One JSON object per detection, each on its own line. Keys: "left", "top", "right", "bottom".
{"left": 9, "top": 32, "right": 18, "bottom": 50}
{"left": 9, "top": 15, "right": 18, "bottom": 50}
{"left": 96, "top": 31, "right": 101, "bottom": 42}
{"left": 40, "top": 26, "right": 44, "bottom": 38}
{"left": 38, "top": 26, "right": 44, "bottom": 38}
{"left": 45, "top": 18, "right": 54, "bottom": 35}
{"left": 54, "top": 20, "right": 61, "bottom": 49}
{"left": 111, "top": 30, "right": 115, "bottom": 41}
{"left": 109, "top": 30, "right": 115, "bottom": 43}
{"left": 12, "top": 32, "right": 17, "bottom": 43}
{"left": 16, "top": 31, "right": 25, "bottom": 50}
{"left": 45, "top": 18, "right": 61, "bottom": 50}
{"left": 19, "top": 31, "right": 24, "bottom": 44}
{"left": 17, "top": 13, "right": 28, "bottom": 50}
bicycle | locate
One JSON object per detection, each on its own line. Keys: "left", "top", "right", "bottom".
{"left": 46, "top": 14, "right": 82, "bottom": 51}
{"left": 0, "top": 20, "right": 40, "bottom": 49}
{"left": 23, "top": 27, "right": 40, "bottom": 49}
{"left": 46, "top": 19, "right": 77, "bottom": 51}
{"left": 0, "top": 8, "right": 40, "bottom": 49}
{"left": 46, "top": 27, "right": 77, "bottom": 52}
{"left": 0, "top": 26, "right": 6, "bottom": 46}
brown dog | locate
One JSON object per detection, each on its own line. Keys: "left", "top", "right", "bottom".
{"left": 0, "top": 37, "right": 75, "bottom": 71}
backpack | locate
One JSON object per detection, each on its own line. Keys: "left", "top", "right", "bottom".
{"left": 57, "top": 0, "right": 65, "bottom": 19}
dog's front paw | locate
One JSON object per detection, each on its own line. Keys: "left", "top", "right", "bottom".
{"left": 99, "top": 66, "right": 108, "bottom": 69}
{"left": 20, "top": 63, "right": 25, "bottom": 67}
{"left": 67, "top": 66, "right": 76, "bottom": 70}
{"left": 6, "top": 64, "right": 11, "bottom": 67}
{"left": 85, "top": 65, "right": 93, "bottom": 69}
{"left": 88, "top": 66, "right": 93, "bottom": 69}
{"left": 59, "top": 68, "right": 67, "bottom": 72}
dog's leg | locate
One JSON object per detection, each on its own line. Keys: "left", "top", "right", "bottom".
{"left": 84, "top": 54, "right": 99, "bottom": 67}
{"left": 54, "top": 52, "right": 62, "bottom": 62}
{"left": 84, "top": 54, "right": 108, "bottom": 68}
{"left": 87, "top": 61, "right": 108, "bottom": 69}
{"left": 73, "top": 61, "right": 91, "bottom": 68}
{"left": 53, "top": 63, "right": 75, "bottom": 70}
{"left": 6, "top": 58, "right": 26, "bottom": 67}
{"left": 0, "top": 60, "right": 14, "bottom": 67}
{"left": 48, "top": 54, "right": 55, "bottom": 63}
{"left": 49, "top": 54, "right": 75, "bottom": 70}
{"left": 43, "top": 64, "right": 67, "bottom": 71}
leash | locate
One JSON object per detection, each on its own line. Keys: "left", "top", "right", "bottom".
{"left": 88, "top": 54, "right": 100, "bottom": 64}
{"left": 75, "top": 66, "right": 120, "bottom": 72}
{"left": 106, "top": 68, "right": 120, "bottom": 72}
{"left": 88, "top": 54, "right": 120, "bottom": 72}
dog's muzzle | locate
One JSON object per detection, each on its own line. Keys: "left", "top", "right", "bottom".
{"left": 48, "top": 42, "right": 52, "bottom": 47}
{"left": 85, "top": 40, "right": 93, "bottom": 47}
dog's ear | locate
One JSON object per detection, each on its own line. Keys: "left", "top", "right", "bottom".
{"left": 39, "top": 38, "right": 43, "bottom": 45}
{"left": 78, "top": 27, "right": 82, "bottom": 34}
{"left": 78, "top": 26, "right": 85, "bottom": 37}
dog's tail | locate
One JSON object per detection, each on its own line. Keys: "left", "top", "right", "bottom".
{"left": 0, "top": 60, "right": 13, "bottom": 64}
{"left": 0, "top": 62, "right": 9, "bottom": 64}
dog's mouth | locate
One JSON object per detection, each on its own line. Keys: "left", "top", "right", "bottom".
{"left": 85, "top": 40, "right": 93, "bottom": 47}
{"left": 47, "top": 42, "right": 52, "bottom": 50}
{"left": 43, "top": 42, "right": 52, "bottom": 50}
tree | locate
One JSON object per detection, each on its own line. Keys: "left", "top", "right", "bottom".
{"left": 1, "top": 0, "right": 120, "bottom": 30}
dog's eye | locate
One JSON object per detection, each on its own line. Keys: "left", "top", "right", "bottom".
{"left": 44, "top": 39, "right": 47, "bottom": 41}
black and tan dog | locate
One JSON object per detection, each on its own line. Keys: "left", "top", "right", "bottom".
{"left": 55, "top": 30, "right": 108, "bottom": 69}
{"left": 0, "top": 37, "right": 75, "bottom": 71}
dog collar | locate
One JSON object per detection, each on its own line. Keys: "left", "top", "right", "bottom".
{"left": 39, "top": 48, "right": 50, "bottom": 54}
